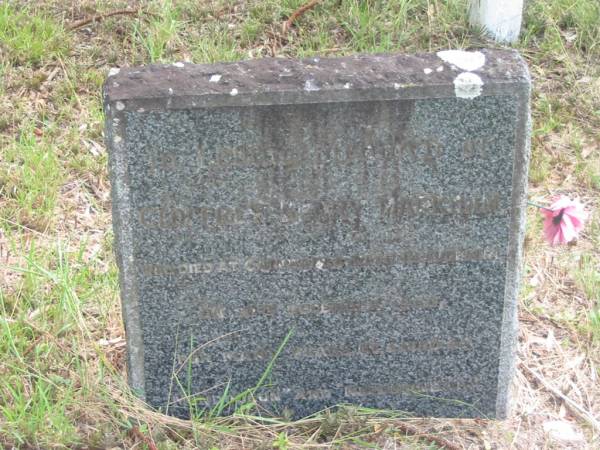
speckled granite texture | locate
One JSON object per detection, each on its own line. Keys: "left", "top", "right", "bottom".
{"left": 104, "top": 50, "right": 530, "bottom": 419}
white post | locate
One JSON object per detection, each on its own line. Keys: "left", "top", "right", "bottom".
{"left": 469, "top": 0, "right": 524, "bottom": 44}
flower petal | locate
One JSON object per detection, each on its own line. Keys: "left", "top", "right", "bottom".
{"left": 553, "top": 226, "right": 564, "bottom": 245}
{"left": 559, "top": 214, "right": 578, "bottom": 243}
{"left": 550, "top": 196, "right": 574, "bottom": 211}
{"left": 544, "top": 219, "right": 560, "bottom": 245}
{"left": 541, "top": 208, "right": 554, "bottom": 220}
{"left": 563, "top": 208, "right": 587, "bottom": 231}
{"left": 540, "top": 196, "right": 588, "bottom": 245}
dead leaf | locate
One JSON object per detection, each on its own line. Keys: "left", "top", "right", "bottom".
{"left": 543, "top": 420, "right": 585, "bottom": 443}
{"left": 566, "top": 354, "right": 585, "bottom": 370}
{"left": 98, "top": 337, "right": 125, "bottom": 347}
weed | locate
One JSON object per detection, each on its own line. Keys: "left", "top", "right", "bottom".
{"left": 273, "top": 431, "right": 290, "bottom": 449}
{"left": 166, "top": 328, "right": 294, "bottom": 420}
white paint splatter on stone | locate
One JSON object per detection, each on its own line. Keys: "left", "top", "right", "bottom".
{"left": 315, "top": 260, "right": 324, "bottom": 270}
{"left": 436, "top": 66, "right": 444, "bottom": 72}
{"left": 394, "top": 83, "right": 401, "bottom": 90}
{"left": 304, "top": 79, "right": 320, "bottom": 91}
{"left": 230, "top": 88, "right": 238, "bottom": 96}
{"left": 344, "top": 83, "right": 351, "bottom": 89}
{"left": 172, "top": 62, "right": 185, "bottom": 68}
{"left": 453, "top": 72, "right": 484, "bottom": 99}
{"left": 437, "top": 50, "right": 486, "bottom": 72}
{"left": 279, "top": 68, "right": 292, "bottom": 77}
{"left": 423, "top": 68, "right": 433, "bottom": 74}
{"left": 115, "top": 101, "right": 125, "bottom": 111}
{"left": 108, "top": 67, "right": 120, "bottom": 77}
{"left": 209, "top": 74, "right": 222, "bottom": 83}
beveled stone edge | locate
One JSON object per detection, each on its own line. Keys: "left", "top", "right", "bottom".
{"left": 495, "top": 80, "right": 532, "bottom": 418}
{"left": 105, "top": 105, "right": 146, "bottom": 399}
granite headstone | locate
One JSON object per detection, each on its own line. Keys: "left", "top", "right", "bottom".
{"left": 104, "top": 49, "right": 530, "bottom": 419}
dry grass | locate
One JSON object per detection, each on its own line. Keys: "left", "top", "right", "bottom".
{"left": 1, "top": 0, "right": 599, "bottom": 448}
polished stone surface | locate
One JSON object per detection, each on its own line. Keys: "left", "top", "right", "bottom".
{"left": 104, "top": 49, "right": 530, "bottom": 419}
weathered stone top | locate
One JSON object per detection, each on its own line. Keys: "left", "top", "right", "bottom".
{"left": 103, "top": 49, "right": 530, "bottom": 109}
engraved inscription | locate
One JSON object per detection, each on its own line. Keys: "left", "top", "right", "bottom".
{"left": 194, "top": 137, "right": 443, "bottom": 173}
{"left": 193, "top": 295, "right": 443, "bottom": 321}
{"left": 293, "top": 389, "right": 332, "bottom": 401}
{"left": 203, "top": 388, "right": 332, "bottom": 405}
{"left": 142, "top": 246, "right": 503, "bottom": 277}
{"left": 149, "top": 151, "right": 177, "bottom": 176}
{"left": 193, "top": 338, "right": 470, "bottom": 363}
{"left": 462, "top": 137, "right": 494, "bottom": 158}
{"left": 379, "top": 192, "right": 502, "bottom": 224}
{"left": 137, "top": 192, "right": 504, "bottom": 231}
{"left": 202, "top": 376, "right": 480, "bottom": 407}
{"left": 138, "top": 197, "right": 361, "bottom": 231}
{"left": 344, "top": 377, "right": 482, "bottom": 397}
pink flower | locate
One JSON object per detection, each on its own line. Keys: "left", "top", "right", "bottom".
{"left": 541, "top": 196, "right": 587, "bottom": 245}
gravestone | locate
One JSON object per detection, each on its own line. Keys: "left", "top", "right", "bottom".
{"left": 104, "top": 49, "right": 530, "bottom": 419}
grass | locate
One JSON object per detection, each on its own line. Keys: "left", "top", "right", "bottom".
{"left": 573, "top": 254, "right": 600, "bottom": 341}
{"left": 0, "top": 130, "right": 65, "bottom": 231}
{"left": 0, "top": 0, "right": 599, "bottom": 448}
{"left": 133, "top": 0, "right": 181, "bottom": 63}
{"left": 0, "top": 4, "right": 70, "bottom": 66}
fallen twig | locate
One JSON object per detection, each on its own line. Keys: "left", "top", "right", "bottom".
{"left": 22, "top": 335, "right": 45, "bottom": 357}
{"left": 130, "top": 425, "right": 159, "bottom": 450}
{"left": 68, "top": 9, "right": 143, "bottom": 31}
{"left": 395, "top": 421, "right": 461, "bottom": 450}
{"left": 520, "top": 361, "right": 600, "bottom": 433}
{"left": 282, "top": 0, "right": 321, "bottom": 34}
{"left": 0, "top": 216, "right": 49, "bottom": 237}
